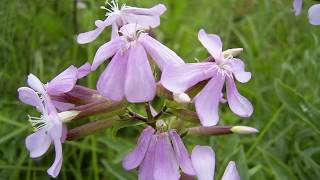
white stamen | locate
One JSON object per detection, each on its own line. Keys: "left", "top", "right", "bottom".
{"left": 28, "top": 115, "right": 51, "bottom": 132}
{"left": 101, "top": 0, "right": 123, "bottom": 16}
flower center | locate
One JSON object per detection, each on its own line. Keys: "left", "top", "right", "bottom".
{"left": 28, "top": 114, "right": 52, "bottom": 132}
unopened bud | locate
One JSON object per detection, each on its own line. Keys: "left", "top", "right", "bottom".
{"left": 173, "top": 93, "right": 191, "bottom": 104}
{"left": 231, "top": 126, "right": 259, "bottom": 134}
{"left": 223, "top": 48, "right": 243, "bottom": 58}
{"left": 58, "top": 111, "right": 81, "bottom": 123}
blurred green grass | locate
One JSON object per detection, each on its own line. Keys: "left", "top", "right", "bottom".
{"left": 1, "top": 0, "right": 320, "bottom": 179}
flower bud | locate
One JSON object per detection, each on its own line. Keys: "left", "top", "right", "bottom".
{"left": 173, "top": 93, "right": 191, "bottom": 104}
{"left": 230, "top": 126, "right": 258, "bottom": 134}
{"left": 58, "top": 111, "right": 81, "bottom": 123}
{"left": 222, "top": 48, "right": 243, "bottom": 58}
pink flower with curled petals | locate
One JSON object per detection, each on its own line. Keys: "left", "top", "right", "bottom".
{"left": 77, "top": 0, "right": 166, "bottom": 42}
{"left": 161, "top": 29, "right": 253, "bottom": 126}
{"left": 122, "top": 126, "right": 195, "bottom": 180}
{"left": 18, "top": 74, "right": 65, "bottom": 178}
{"left": 91, "top": 24, "right": 184, "bottom": 103}
{"left": 191, "top": 146, "right": 240, "bottom": 180}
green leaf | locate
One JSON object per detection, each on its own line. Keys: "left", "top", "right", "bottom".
{"left": 275, "top": 80, "right": 320, "bottom": 133}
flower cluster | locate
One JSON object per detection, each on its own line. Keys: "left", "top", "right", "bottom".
{"left": 18, "top": 0, "right": 259, "bottom": 179}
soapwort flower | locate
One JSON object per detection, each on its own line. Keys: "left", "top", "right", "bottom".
{"left": 191, "top": 146, "right": 240, "bottom": 180}
{"left": 292, "top": 0, "right": 320, "bottom": 25}
{"left": 18, "top": 74, "right": 65, "bottom": 178}
{"left": 77, "top": 0, "right": 166, "bottom": 42}
{"left": 122, "top": 126, "right": 195, "bottom": 180}
{"left": 91, "top": 24, "right": 184, "bottom": 103}
{"left": 161, "top": 29, "right": 253, "bottom": 126}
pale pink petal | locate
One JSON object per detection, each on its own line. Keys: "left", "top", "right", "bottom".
{"left": 154, "top": 133, "right": 180, "bottom": 180}
{"left": 293, "top": 0, "right": 302, "bottom": 16}
{"left": 139, "top": 34, "right": 184, "bottom": 70}
{"left": 95, "top": 14, "right": 118, "bottom": 28}
{"left": 161, "top": 63, "right": 216, "bottom": 93}
{"left": 123, "top": 14, "right": 161, "bottom": 28}
{"left": 77, "top": 27, "right": 105, "bottom": 44}
{"left": 48, "top": 114, "right": 63, "bottom": 140}
{"left": 195, "top": 71, "right": 225, "bottom": 126}
{"left": 47, "top": 138, "right": 63, "bottom": 178}
{"left": 25, "top": 129, "right": 51, "bottom": 158}
{"left": 122, "top": 126, "right": 155, "bottom": 170}
{"left": 226, "top": 77, "right": 253, "bottom": 117}
{"left": 169, "top": 130, "right": 195, "bottom": 176}
{"left": 308, "top": 4, "right": 320, "bottom": 25}
{"left": 18, "top": 87, "right": 42, "bottom": 107}
{"left": 198, "top": 29, "right": 224, "bottom": 63}
{"left": 111, "top": 23, "right": 120, "bottom": 39}
{"left": 27, "top": 74, "right": 45, "bottom": 93}
{"left": 221, "top": 161, "right": 240, "bottom": 180}
{"left": 51, "top": 100, "right": 75, "bottom": 112}
{"left": 60, "top": 124, "right": 68, "bottom": 143}
{"left": 229, "top": 58, "right": 251, "bottom": 83}
{"left": 138, "top": 136, "right": 157, "bottom": 180}
{"left": 191, "top": 146, "right": 215, "bottom": 180}
{"left": 91, "top": 37, "right": 126, "bottom": 71}
{"left": 97, "top": 50, "right": 129, "bottom": 101}
{"left": 77, "top": 62, "right": 91, "bottom": 79}
{"left": 46, "top": 66, "right": 78, "bottom": 95}
{"left": 122, "top": 4, "right": 166, "bottom": 16}
{"left": 124, "top": 44, "right": 156, "bottom": 103}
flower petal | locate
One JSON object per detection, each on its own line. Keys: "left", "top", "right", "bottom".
{"left": 161, "top": 63, "right": 215, "bottom": 93}
{"left": 191, "top": 145, "right": 215, "bottom": 180}
{"left": 229, "top": 58, "right": 251, "bottom": 83}
{"left": 46, "top": 65, "right": 78, "bottom": 95}
{"left": 47, "top": 138, "right": 63, "bottom": 178}
{"left": 125, "top": 44, "right": 156, "bottom": 103}
{"left": 27, "top": 74, "right": 45, "bottom": 93}
{"left": 226, "top": 77, "right": 253, "bottom": 117}
{"left": 77, "top": 27, "right": 105, "bottom": 44}
{"left": 60, "top": 124, "right": 68, "bottom": 143}
{"left": 154, "top": 133, "right": 180, "bottom": 180}
{"left": 195, "top": 71, "right": 225, "bottom": 126}
{"left": 308, "top": 4, "right": 320, "bottom": 25}
{"left": 25, "top": 129, "right": 51, "bottom": 158}
{"left": 91, "top": 37, "right": 126, "bottom": 71}
{"left": 198, "top": 29, "right": 223, "bottom": 62}
{"left": 123, "top": 14, "right": 161, "bottom": 29}
{"left": 293, "top": 0, "right": 302, "bottom": 16}
{"left": 97, "top": 50, "right": 129, "bottom": 101}
{"left": 139, "top": 34, "right": 184, "bottom": 71}
{"left": 138, "top": 136, "right": 157, "bottom": 180}
{"left": 221, "top": 161, "right": 240, "bottom": 180}
{"left": 51, "top": 100, "right": 75, "bottom": 112}
{"left": 122, "top": 126, "right": 155, "bottom": 170}
{"left": 18, "top": 87, "right": 42, "bottom": 107}
{"left": 122, "top": 4, "right": 166, "bottom": 16}
{"left": 169, "top": 130, "right": 195, "bottom": 176}
{"left": 77, "top": 62, "right": 91, "bottom": 79}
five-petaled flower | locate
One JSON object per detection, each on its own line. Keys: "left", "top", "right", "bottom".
{"left": 90, "top": 23, "right": 184, "bottom": 103}
{"left": 18, "top": 74, "right": 65, "bottom": 178}
{"left": 77, "top": 0, "right": 166, "bottom": 42}
{"left": 122, "top": 126, "right": 195, "bottom": 180}
{"left": 161, "top": 29, "right": 253, "bottom": 126}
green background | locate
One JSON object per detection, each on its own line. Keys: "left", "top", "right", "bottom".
{"left": 1, "top": 0, "right": 320, "bottom": 179}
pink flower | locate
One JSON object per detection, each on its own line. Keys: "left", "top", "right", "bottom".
{"left": 77, "top": 0, "right": 166, "bottom": 42}
{"left": 122, "top": 126, "right": 195, "bottom": 180}
{"left": 91, "top": 24, "right": 184, "bottom": 103}
{"left": 293, "top": 0, "right": 302, "bottom": 16}
{"left": 17, "top": 74, "right": 65, "bottom": 178}
{"left": 308, "top": 4, "right": 320, "bottom": 25}
{"left": 191, "top": 146, "right": 240, "bottom": 180}
{"left": 161, "top": 29, "right": 253, "bottom": 126}
{"left": 44, "top": 63, "right": 91, "bottom": 111}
